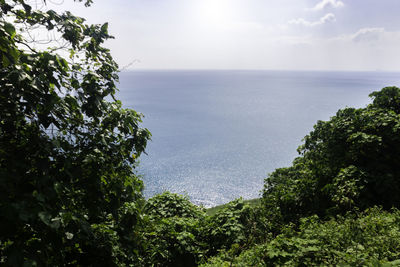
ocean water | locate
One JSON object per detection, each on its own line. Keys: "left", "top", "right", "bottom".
{"left": 117, "top": 70, "right": 400, "bottom": 207}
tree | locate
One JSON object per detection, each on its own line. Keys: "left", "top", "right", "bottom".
{"left": 263, "top": 87, "right": 400, "bottom": 225}
{"left": 142, "top": 192, "right": 206, "bottom": 267}
{"left": 0, "top": 0, "right": 150, "bottom": 265}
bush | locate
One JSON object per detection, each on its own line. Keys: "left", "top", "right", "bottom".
{"left": 141, "top": 196, "right": 267, "bottom": 266}
{"left": 142, "top": 216, "right": 206, "bottom": 267}
{"left": 202, "top": 208, "right": 400, "bottom": 266}
{"left": 0, "top": 1, "right": 150, "bottom": 265}
{"left": 263, "top": 87, "right": 400, "bottom": 225}
{"left": 141, "top": 192, "right": 206, "bottom": 267}
{"left": 202, "top": 198, "right": 268, "bottom": 256}
{"left": 144, "top": 192, "right": 204, "bottom": 219}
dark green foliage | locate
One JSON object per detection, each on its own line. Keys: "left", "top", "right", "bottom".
{"left": 203, "top": 198, "right": 263, "bottom": 254}
{"left": 206, "top": 198, "right": 261, "bottom": 216}
{"left": 144, "top": 191, "right": 204, "bottom": 219}
{"left": 142, "top": 216, "right": 205, "bottom": 267}
{"left": 142, "top": 193, "right": 206, "bottom": 267}
{"left": 263, "top": 86, "right": 400, "bottom": 225}
{"left": 148, "top": 86, "right": 400, "bottom": 266}
{"left": 3, "top": 0, "right": 400, "bottom": 264}
{"left": 202, "top": 208, "right": 400, "bottom": 266}
{"left": 203, "top": 87, "right": 400, "bottom": 266}
{"left": 205, "top": 199, "right": 250, "bottom": 252}
{"left": 0, "top": 1, "right": 150, "bottom": 265}
{"left": 370, "top": 86, "right": 400, "bottom": 112}
{"left": 141, "top": 195, "right": 265, "bottom": 267}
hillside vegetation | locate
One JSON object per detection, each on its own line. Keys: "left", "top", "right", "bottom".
{"left": 206, "top": 198, "right": 261, "bottom": 216}
{"left": 139, "top": 86, "right": 400, "bottom": 266}
{"left": 2, "top": 1, "right": 400, "bottom": 266}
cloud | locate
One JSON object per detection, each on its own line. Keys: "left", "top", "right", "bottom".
{"left": 352, "top": 27, "right": 385, "bottom": 42}
{"left": 310, "top": 0, "right": 344, "bottom": 11}
{"left": 268, "top": 27, "right": 400, "bottom": 71}
{"left": 288, "top": 13, "right": 336, "bottom": 27}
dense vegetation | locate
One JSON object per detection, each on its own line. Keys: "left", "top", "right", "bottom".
{"left": 1, "top": 1, "right": 400, "bottom": 266}
{"left": 201, "top": 86, "right": 400, "bottom": 266}
{"left": 202, "top": 208, "right": 400, "bottom": 266}
{"left": 0, "top": 0, "right": 150, "bottom": 265}
{"left": 264, "top": 86, "right": 400, "bottom": 224}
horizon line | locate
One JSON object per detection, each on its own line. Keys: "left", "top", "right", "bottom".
{"left": 120, "top": 68, "right": 400, "bottom": 73}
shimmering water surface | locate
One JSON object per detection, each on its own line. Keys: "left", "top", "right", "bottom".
{"left": 117, "top": 70, "right": 400, "bottom": 207}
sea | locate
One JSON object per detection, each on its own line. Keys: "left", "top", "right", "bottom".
{"left": 116, "top": 70, "right": 400, "bottom": 207}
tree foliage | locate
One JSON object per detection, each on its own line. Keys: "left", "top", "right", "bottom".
{"left": 2, "top": 0, "right": 400, "bottom": 265}
{"left": 141, "top": 87, "right": 400, "bottom": 266}
{"left": 142, "top": 193, "right": 206, "bottom": 267}
{"left": 203, "top": 87, "right": 400, "bottom": 266}
{"left": 0, "top": 0, "right": 150, "bottom": 265}
{"left": 144, "top": 191, "right": 204, "bottom": 219}
{"left": 140, "top": 194, "right": 265, "bottom": 267}
{"left": 263, "top": 86, "right": 400, "bottom": 225}
{"left": 202, "top": 208, "right": 400, "bottom": 266}
{"left": 203, "top": 198, "right": 259, "bottom": 254}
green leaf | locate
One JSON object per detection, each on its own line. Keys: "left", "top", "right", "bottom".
{"left": 101, "top": 22, "right": 109, "bottom": 35}
{"left": 4, "top": 22, "right": 16, "bottom": 38}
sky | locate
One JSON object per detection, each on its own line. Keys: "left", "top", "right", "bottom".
{"left": 51, "top": 0, "right": 400, "bottom": 71}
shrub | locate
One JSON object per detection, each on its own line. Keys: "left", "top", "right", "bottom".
{"left": 202, "top": 208, "right": 400, "bottom": 266}
{"left": 202, "top": 198, "right": 266, "bottom": 255}
{"left": 144, "top": 192, "right": 204, "bottom": 219}
{"left": 263, "top": 87, "right": 400, "bottom": 225}
{"left": 0, "top": 1, "right": 150, "bottom": 265}
{"left": 141, "top": 192, "right": 206, "bottom": 267}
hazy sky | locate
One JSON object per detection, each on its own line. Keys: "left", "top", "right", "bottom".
{"left": 54, "top": 0, "right": 400, "bottom": 71}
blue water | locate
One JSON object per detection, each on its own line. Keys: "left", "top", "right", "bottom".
{"left": 117, "top": 70, "right": 400, "bottom": 207}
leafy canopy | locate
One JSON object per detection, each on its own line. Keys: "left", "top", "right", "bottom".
{"left": 202, "top": 208, "right": 400, "bottom": 266}
{"left": 263, "top": 86, "right": 400, "bottom": 225}
{"left": 0, "top": 0, "right": 150, "bottom": 265}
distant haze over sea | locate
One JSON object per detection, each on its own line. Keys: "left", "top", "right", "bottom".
{"left": 117, "top": 70, "right": 400, "bottom": 207}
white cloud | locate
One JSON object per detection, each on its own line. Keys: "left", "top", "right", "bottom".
{"left": 288, "top": 13, "right": 336, "bottom": 27}
{"left": 260, "top": 27, "right": 400, "bottom": 71}
{"left": 352, "top": 27, "right": 385, "bottom": 42}
{"left": 310, "top": 0, "right": 344, "bottom": 11}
